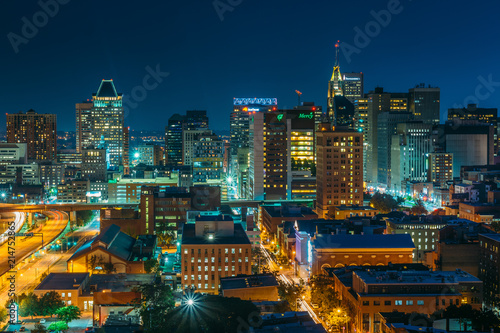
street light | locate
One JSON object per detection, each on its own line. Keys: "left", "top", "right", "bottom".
{"left": 187, "top": 299, "right": 194, "bottom": 306}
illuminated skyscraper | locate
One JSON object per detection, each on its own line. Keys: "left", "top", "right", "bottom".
{"left": 315, "top": 125, "right": 363, "bottom": 219}
{"left": 408, "top": 84, "right": 440, "bottom": 125}
{"left": 91, "top": 80, "right": 124, "bottom": 169}
{"left": 76, "top": 102, "right": 93, "bottom": 153}
{"left": 230, "top": 98, "right": 277, "bottom": 197}
{"left": 165, "top": 114, "right": 185, "bottom": 165}
{"left": 342, "top": 72, "right": 364, "bottom": 104}
{"left": 327, "top": 42, "right": 344, "bottom": 125}
{"left": 7, "top": 109, "right": 57, "bottom": 162}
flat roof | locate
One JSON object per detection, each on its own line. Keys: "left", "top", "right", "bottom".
{"left": 356, "top": 269, "right": 481, "bottom": 285}
{"left": 314, "top": 234, "right": 415, "bottom": 250}
{"left": 181, "top": 223, "right": 251, "bottom": 245}
{"left": 220, "top": 274, "right": 278, "bottom": 290}
{"left": 35, "top": 273, "right": 89, "bottom": 291}
{"left": 83, "top": 274, "right": 155, "bottom": 294}
{"left": 480, "top": 233, "right": 500, "bottom": 242}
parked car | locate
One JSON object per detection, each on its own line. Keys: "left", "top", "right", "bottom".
{"left": 19, "top": 327, "right": 26, "bottom": 332}
{"left": 39, "top": 318, "right": 46, "bottom": 324}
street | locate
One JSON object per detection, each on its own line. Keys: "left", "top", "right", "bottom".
{"left": 0, "top": 211, "right": 69, "bottom": 278}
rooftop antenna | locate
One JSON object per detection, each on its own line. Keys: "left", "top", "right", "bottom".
{"left": 335, "top": 40, "right": 340, "bottom": 68}
{"left": 295, "top": 90, "right": 303, "bottom": 106}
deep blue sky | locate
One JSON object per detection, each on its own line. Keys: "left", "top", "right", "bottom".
{"left": 1, "top": 0, "right": 500, "bottom": 131}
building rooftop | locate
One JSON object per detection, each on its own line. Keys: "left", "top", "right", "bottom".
{"left": 356, "top": 268, "right": 481, "bottom": 285}
{"left": 479, "top": 233, "right": 500, "bottom": 242}
{"left": 220, "top": 274, "right": 278, "bottom": 290}
{"left": 313, "top": 234, "right": 414, "bottom": 250}
{"left": 35, "top": 273, "right": 89, "bottom": 291}
{"left": 195, "top": 214, "right": 233, "bottom": 222}
{"left": 181, "top": 223, "right": 251, "bottom": 245}
{"left": 83, "top": 273, "right": 155, "bottom": 294}
{"left": 334, "top": 205, "right": 376, "bottom": 211}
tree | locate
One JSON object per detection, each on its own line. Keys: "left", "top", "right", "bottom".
{"left": 0, "top": 307, "right": 7, "bottom": 322}
{"left": 31, "top": 323, "right": 47, "bottom": 333}
{"left": 19, "top": 293, "right": 39, "bottom": 319}
{"left": 39, "top": 291, "right": 64, "bottom": 317}
{"left": 310, "top": 275, "right": 339, "bottom": 314}
{"left": 491, "top": 221, "right": 500, "bottom": 233}
{"left": 55, "top": 305, "right": 81, "bottom": 323}
{"left": 102, "top": 262, "right": 116, "bottom": 274}
{"left": 39, "top": 271, "right": 48, "bottom": 282}
{"left": 370, "top": 192, "right": 399, "bottom": 213}
{"left": 157, "top": 231, "right": 176, "bottom": 248}
{"left": 411, "top": 199, "right": 428, "bottom": 215}
{"left": 48, "top": 321, "right": 69, "bottom": 333}
{"left": 277, "top": 280, "right": 304, "bottom": 311}
{"left": 252, "top": 247, "right": 265, "bottom": 274}
{"left": 144, "top": 259, "right": 159, "bottom": 274}
{"left": 76, "top": 210, "right": 94, "bottom": 227}
{"left": 325, "top": 307, "right": 350, "bottom": 331}
{"left": 133, "top": 279, "right": 175, "bottom": 331}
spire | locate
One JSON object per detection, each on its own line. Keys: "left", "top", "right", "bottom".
{"left": 329, "top": 41, "right": 343, "bottom": 97}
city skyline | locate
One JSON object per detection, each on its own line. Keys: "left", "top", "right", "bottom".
{"left": 1, "top": 0, "right": 500, "bottom": 131}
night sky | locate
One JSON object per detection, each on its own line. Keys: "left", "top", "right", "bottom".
{"left": 1, "top": 0, "right": 500, "bottom": 132}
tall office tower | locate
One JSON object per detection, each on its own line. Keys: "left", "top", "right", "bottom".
{"left": 363, "top": 88, "right": 392, "bottom": 184}
{"left": 184, "top": 110, "right": 209, "bottom": 130}
{"left": 230, "top": 98, "right": 278, "bottom": 167}
{"left": 230, "top": 98, "right": 278, "bottom": 196}
{"left": 81, "top": 147, "right": 107, "bottom": 181}
{"left": 433, "top": 120, "right": 495, "bottom": 178}
{"left": 427, "top": 153, "right": 453, "bottom": 188}
{"left": 315, "top": 125, "right": 363, "bottom": 219}
{"left": 286, "top": 110, "right": 317, "bottom": 200}
{"left": 183, "top": 130, "right": 213, "bottom": 166}
{"left": 293, "top": 102, "right": 322, "bottom": 129}
{"left": 327, "top": 42, "right": 344, "bottom": 125}
{"left": 137, "top": 143, "right": 164, "bottom": 166}
{"left": 408, "top": 84, "right": 440, "bottom": 125}
{"left": 342, "top": 72, "right": 364, "bottom": 104}
{"left": 354, "top": 99, "right": 369, "bottom": 181}
{"left": 377, "top": 112, "right": 414, "bottom": 188}
{"left": 362, "top": 88, "right": 409, "bottom": 185}
{"left": 248, "top": 111, "right": 288, "bottom": 200}
{"left": 7, "top": 109, "right": 57, "bottom": 162}
{"left": 0, "top": 143, "right": 27, "bottom": 166}
{"left": 193, "top": 134, "right": 224, "bottom": 183}
{"left": 390, "top": 122, "right": 433, "bottom": 192}
{"left": 448, "top": 104, "right": 498, "bottom": 154}
{"left": 76, "top": 102, "right": 93, "bottom": 153}
{"left": 165, "top": 114, "right": 185, "bottom": 165}
{"left": 91, "top": 80, "right": 124, "bottom": 169}
{"left": 123, "top": 126, "right": 130, "bottom": 175}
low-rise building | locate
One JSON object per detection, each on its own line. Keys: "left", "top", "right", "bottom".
{"left": 220, "top": 273, "right": 279, "bottom": 301}
{"left": 329, "top": 265, "right": 483, "bottom": 333}
{"left": 181, "top": 214, "right": 252, "bottom": 294}
{"left": 67, "top": 224, "right": 157, "bottom": 274}
{"left": 259, "top": 204, "right": 317, "bottom": 234}
{"left": 459, "top": 202, "right": 500, "bottom": 223}
{"left": 311, "top": 234, "right": 414, "bottom": 275}
{"left": 330, "top": 205, "right": 379, "bottom": 220}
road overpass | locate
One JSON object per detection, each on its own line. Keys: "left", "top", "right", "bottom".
{"left": 0, "top": 203, "right": 138, "bottom": 213}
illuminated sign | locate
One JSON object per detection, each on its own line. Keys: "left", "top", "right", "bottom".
{"left": 298, "top": 113, "right": 314, "bottom": 119}
{"left": 233, "top": 98, "right": 278, "bottom": 106}
{"left": 343, "top": 77, "right": 361, "bottom": 81}
{"left": 277, "top": 114, "right": 284, "bottom": 121}
{"left": 248, "top": 108, "right": 260, "bottom": 112}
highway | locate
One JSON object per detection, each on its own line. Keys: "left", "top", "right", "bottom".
{"left": 0, "top": 211, "right": 69, "bottom": 278}
{"left": 0, "top": 212, "right": 25, "bottom": 246}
